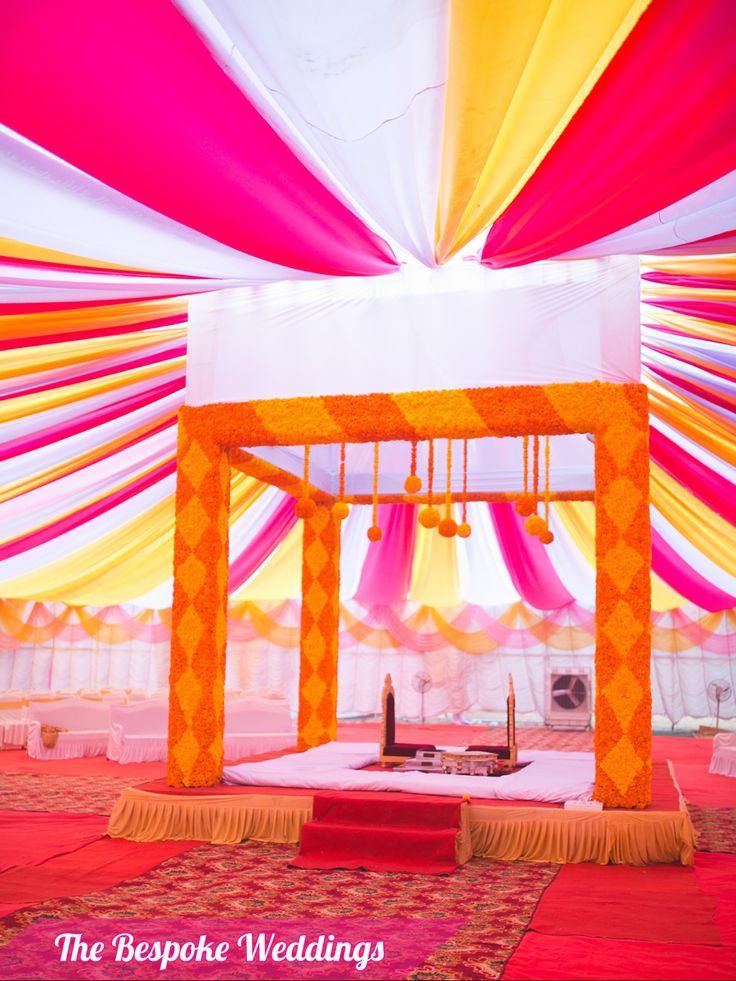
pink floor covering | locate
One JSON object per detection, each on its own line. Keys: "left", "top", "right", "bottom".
{"left": 0, "top": 724, "right": 733, "bottom": 980}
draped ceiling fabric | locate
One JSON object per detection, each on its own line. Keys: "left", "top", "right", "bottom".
{"left": 0, "top": 1, "right": 733, "bottom": 643}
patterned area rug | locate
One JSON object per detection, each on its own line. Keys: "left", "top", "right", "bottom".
{"left": 688, "top": 805, "right": 736, "bottom": 854}
{"left": 0, "top": 773, "right": 132, "bottom": 815}
{"left": 0, "top": 841, "right": 558, "bottom": 980}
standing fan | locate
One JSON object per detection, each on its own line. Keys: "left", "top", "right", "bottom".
{"left": 707, "top": 679, "right": 732, "bottom": 732}
{"left": 412, "top": 671, "right": 432, "bottom": 724}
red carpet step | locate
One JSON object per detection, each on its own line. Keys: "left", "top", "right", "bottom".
{"left": 292, "top": 791, "right": 465, "bottom": 875}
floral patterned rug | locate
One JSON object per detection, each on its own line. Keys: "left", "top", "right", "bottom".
{"left": 0, "top": 773, "right": 132, "bottom": 815}
{"left": 0, "top": 840, "right": 558, "bottom": 980}
{"left": 688, "top": 804, "right": 736, "bottom": 855}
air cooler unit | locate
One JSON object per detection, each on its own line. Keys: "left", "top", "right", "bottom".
{"left": 545, "top": 671, "right": 592, "bottom": 729}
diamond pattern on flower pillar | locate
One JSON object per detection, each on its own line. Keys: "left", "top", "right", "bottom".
{"left": 594, "top": 389, "right": 651, "bottom": 808}
{"left": 167, "top": 411, "right": 230, "bottom": 787}
{"left": 298, "top": 504, "right": 341, "bottom": 751}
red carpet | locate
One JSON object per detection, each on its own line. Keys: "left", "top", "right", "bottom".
{"left": 0, "top": 748, "right": 166, "bottom": 780}
{"left": 694, "top": 853, "right": 736, "bottom": 945}
{"left": 502, "top": 851, "right": 736, "bottom": 980}
{"left": 0, "top": 811, "right": 107, "bottom": 873}
{"left": 292, "top": 791, "right": 463, "bottom": 874}
{"left": 527, "top": 862, "right": 720, "bottom": 944}
{"left": 502, "top": 934, "right": 736, "bottom": 980}
{"left": 0, "top": 837, "right": 197, "bottom": 917}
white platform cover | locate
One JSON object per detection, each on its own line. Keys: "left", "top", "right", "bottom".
{"left": 223, "top": 741, "right": 595, "bottom": 803}
{"left": 186, "top": 257, "right": 641, "bottom": 405}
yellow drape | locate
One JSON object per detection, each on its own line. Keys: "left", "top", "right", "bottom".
{"left": 436, "top": 0, "right": 650, "bottom": 260}
{"left": 234, "top": 520, "right": 304, "bottom": 600}
{"left": 0, "top": 236, "right": 146, "bottom": 273}
{"left": 644, "top": 308, "right": 736, "bottom": 346}
{"left": 0, "top": 324, "right": 187, "bottom": 381}
{"left": 0, "top": 473, "right": 264, "bottom": 605}
{"left": 0, "top": 356, "right": 185, "bottom": 425}
{"left": 643, "top": 256, "right": 736, "bottom": 280}
{"left": 647, "top": 383, "right": 736, "bottom": 469}
{"left": 650, "top": 463, "right": 736, "bottom": 575}
{"left": 409, "top": 520, "right": 462, "bottom": 607}
{"left": 553, "top": 502, "right": 685, "bottom": 612}
{"left": 0, "top": 412, "right": 179, "bottom": 506}
{"left": 0, "top": 297, "right": 188, "bottom": 345}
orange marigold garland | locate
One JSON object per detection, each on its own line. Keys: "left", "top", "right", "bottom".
{"left": 439, "top": 438, "right": 457, "bottom": 537}
{"left": 294, "top": 445, "right": 317, "bottom": 519}
{"left": 525, "top": 436, "right": 545, "bottom": 536}
{"left": 419, "top": 438, "right": 440, "bottom": 528}
{"left": 457, "top": 437, "right": 471, "bottom": 538}
{"left": 539, "top": 436, "right": 555, "bottom": 545}
{"left": 516, "top": 435, "right": 535, "bottom": 516}
{"left": 332, "top": 441, "right": 350, "bottom": 520}
{"left": 367, "top": 441, "right": 382, "bottom": 541}
{"left": 404, "top": 439, "right": 422, "bottom": 495}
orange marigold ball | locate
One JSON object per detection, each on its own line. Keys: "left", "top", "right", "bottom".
{"left": 332, "top": 501, "right": 350, "bottom": 520}
{"left": 525, "top": 513, "right": 545, "bottom": 536}
{"left": 457, "top": 521, "right": 472, "bottom": 538}
{"left": 539, "top": 528, "right": 555, "bottom": 545}
{"left": 404, "top": 474, "right": 422, "bottom": 494}
{"left": 438, "top": 517, "right": 458, "bottom": 538}
{"left": 419, "top": 505, "right": 440, "bottom": 529}
{"left": 515, "top": 495, "right": 535, "bottom": 517}
{"left": 294, "top": 497, "right": 317, "bottom": 519}
{"left": 367, "top": 525, "right": 383, "bottom": 542}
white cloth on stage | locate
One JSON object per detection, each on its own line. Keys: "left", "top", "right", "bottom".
{"left": 223, "top": 741, "right": 595, "bottom": 803}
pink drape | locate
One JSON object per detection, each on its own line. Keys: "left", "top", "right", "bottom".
{"left": 0, "top": 1, "right": 397, "bottom": 278}
{"left": 643, "top": 299, "right": 736, "bottom": 325}
{"left": 0, "top": 459, "right": 176, "bottom": 561}
{"left": 646, "top": 228, "right": 736, "bottom": 256}
{"left": 482, "top": 0, "right": 736, "bottom": 267}
{"left": 228, "top": 497, "right": 298, "bottom": 593}
{"left": 641, "top": 272, "right": 736, "bottom": 292}
{"left": 0, "top": 377, "right": 185, "bottom": 464}
{"left": 354, "top": 504, "right": 418, "bottom": 605}
{"left": 652, "top": 527, "right": 736, "bottom": 612}
{"left": 651, "top": 428, "right": 736, "bottom": 526}
{"left": 489, "top": 504, "right": 574, "bottom": 611}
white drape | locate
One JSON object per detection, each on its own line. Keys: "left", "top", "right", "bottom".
{"left": 2, "top": 615, "right": 733, "bottom": 730}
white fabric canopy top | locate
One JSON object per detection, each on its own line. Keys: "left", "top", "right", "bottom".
{"left": 186, "top": 256, "right": 641, "bottom": 405}
{"left": 186, "top": 255, "right": 638, "bottom": 494}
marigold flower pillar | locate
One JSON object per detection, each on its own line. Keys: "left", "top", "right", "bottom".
{"left": 593, "top": 387, "right": 651, "bottom": 808}
{"left": 297, "top": 502, "right": 342, "bottom": 750}
{"left": 167, "top": 412, "right": 230, "bottom": 787}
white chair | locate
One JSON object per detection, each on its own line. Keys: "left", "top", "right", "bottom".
{"left": 224, "top": 695, "right": 295, "bottom": 760}
{"left": 26, "top": 697, "right": 111, "bottom": 759}
{"left": 710, "top": 732, "right": 736, "bottom": 777}
{"left": 107, "top": 699, "right": 169, "bottom": 763}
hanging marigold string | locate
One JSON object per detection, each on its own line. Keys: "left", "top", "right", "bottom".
{"left": 367, "top": 441, "right": 382, "bottom": 541}
{"left": 439, "top": 438, "right": 457, "bottom": 537}
{"left": 525, "top": 435, "right": 545, "bottom": 536}
{"left": 295, "top": 444, "right": 317, "bottom": 519}
{"left": 419, "top": 438, "right": 440, "bottom": 528}
{"left": 516, "top": 435, "right": 534, "bottom": 516}
{"left": 540, "top": 435, "right": 554, "bottom": 545}
{"left": 332, "top": 441, "right": 350, "bottom": 521}
{"left": 458, "top": 437, "right": 471, "bottom": 538}
{"left": 404, "top": 439, "right": 422, "bottom": 495}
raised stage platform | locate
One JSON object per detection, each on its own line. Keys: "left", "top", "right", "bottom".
{"left": 107, "top": 759, "right": 695, "bottom": 867}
